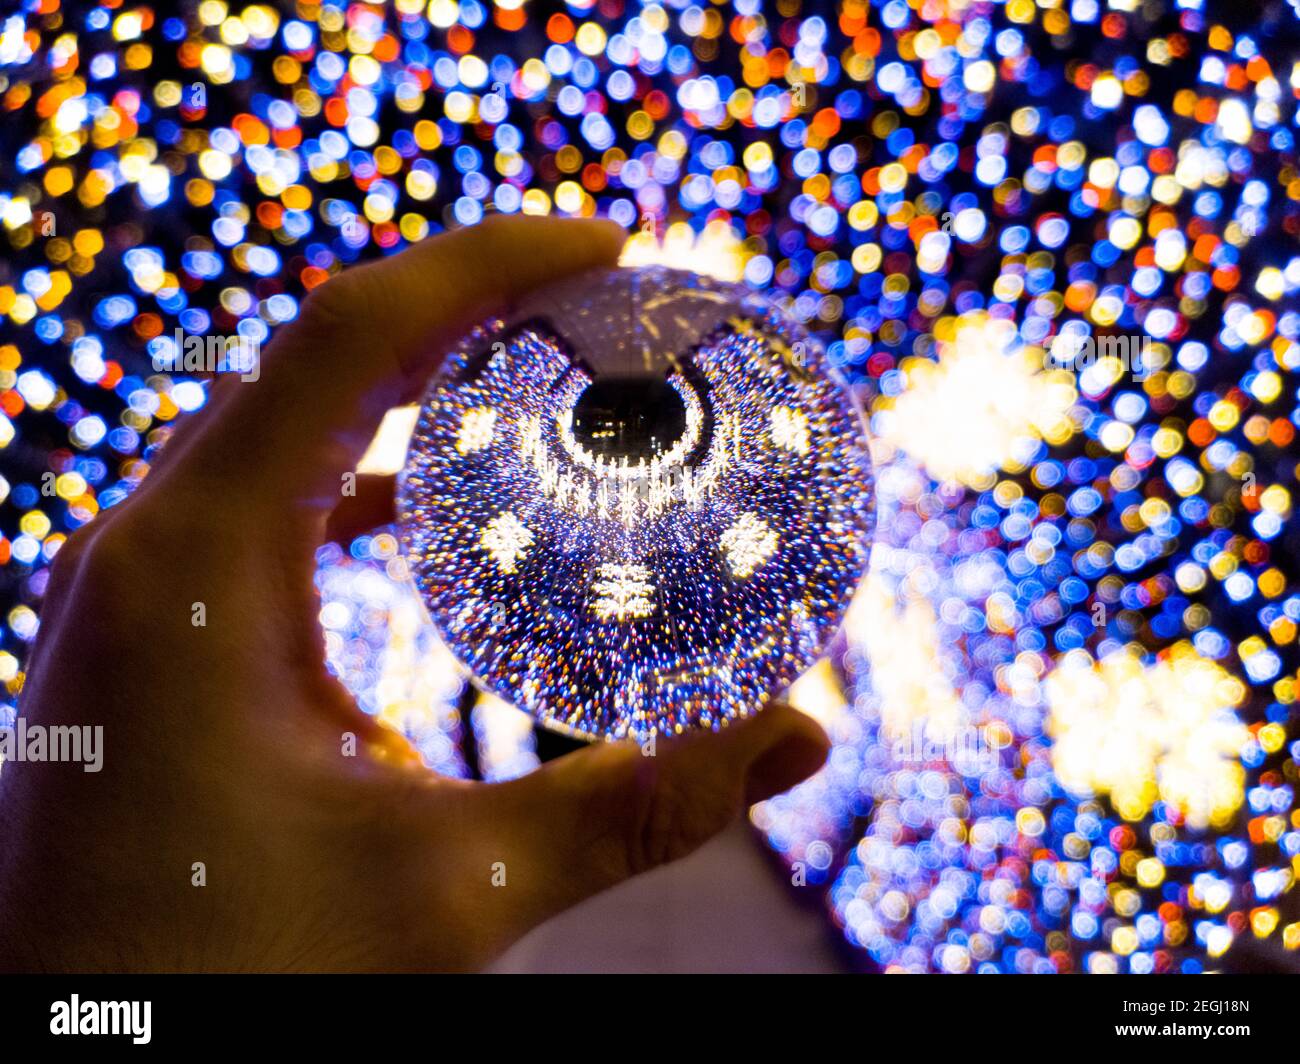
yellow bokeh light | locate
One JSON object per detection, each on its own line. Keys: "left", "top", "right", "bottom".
{"left": 1046, "top": 645, "right": 1248, "bottom": 830}
{"left": 876, "top": 312, "right": 1078, "bottom": 487}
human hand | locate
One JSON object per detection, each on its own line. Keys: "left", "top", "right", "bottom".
{"left": 0, "top": 216, "right": 830, "bottom": 972}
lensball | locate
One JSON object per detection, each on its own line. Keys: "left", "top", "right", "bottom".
{"left": 398, "top": 265, "right": 874, "bottom": 741}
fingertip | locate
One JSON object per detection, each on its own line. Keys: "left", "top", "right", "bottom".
{"left": 324, "top": 473, "right": 397, "bottom": 544}
{"left": 739, "top": 701, "right": 831, "bottom": 804}
{"left": 481, "top": 212, "right": 625, "bottom": 261}
{"left": 530, "top": 214, "right": 628, "bottom": 268}
{"left": 734, "top": 698, "right": 830, "bottom": 752}
{"left": 586, "top": 216, "right": 630, "bottom": 259}
{"left": 461, "top": 214, "right": 626, "bottom": 308}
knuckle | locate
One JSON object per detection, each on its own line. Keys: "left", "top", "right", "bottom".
{"left": 630, "top": 784, "right": 687, "bottom": 874}
{"left": 71, "top": 519, "right": 143, "bottom": 596}
{"left": 624, "top": 761, "right": 736, "bottom": 876}
{"left": 471, "top": 212, "right": 513, "bottom": 243}
{"left": 66, "top": 509, "right": 188, "bottom": 604}
{"left": 300, "top": 272, "right": 365, "bottom": 334}
{"left": 32, "top": 528, "right": 93, "bottom": 628}
{"left": 46, "top": 522, "right": 93, "bottom": 581}
{"left": 29, "top": 519, "right": 146, "bottom": 643}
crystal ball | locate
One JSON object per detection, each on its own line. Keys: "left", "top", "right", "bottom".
{"left": 399, "top": 265, "right": 874, "bottom": 741}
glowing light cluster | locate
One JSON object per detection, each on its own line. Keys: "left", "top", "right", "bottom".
{"left": 1046, "top": 645, "right": 1250, "bottom": 830}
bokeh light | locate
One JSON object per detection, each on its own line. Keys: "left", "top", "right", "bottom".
{"left": 1, "top": 0, "right": 1298, "bottom": 973}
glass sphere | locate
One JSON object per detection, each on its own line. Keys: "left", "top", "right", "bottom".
{"left": 399, "top": 265, "right": 874, "bottom": 741}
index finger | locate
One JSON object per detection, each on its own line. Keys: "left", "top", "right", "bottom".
{"left": 178, "top": 215, "right": 626, "bottom": 516}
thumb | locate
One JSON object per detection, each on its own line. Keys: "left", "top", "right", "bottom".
{"left": 476, "top": 702, "right": 830, "bottom": 932}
